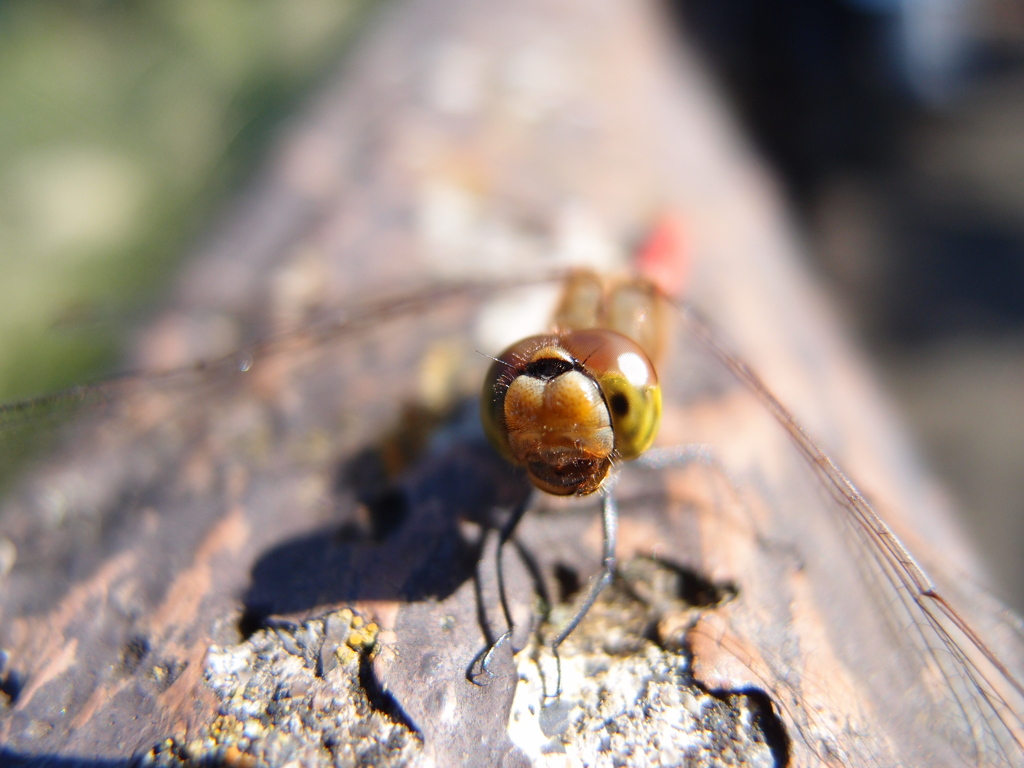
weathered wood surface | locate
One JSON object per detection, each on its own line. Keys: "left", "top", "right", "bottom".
{"left": 1, "top": 0, "right": 1021, "bottom": 766}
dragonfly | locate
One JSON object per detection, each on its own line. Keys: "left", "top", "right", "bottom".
{"left": 0, "top": 220, "right": 1022, "bottom": 768}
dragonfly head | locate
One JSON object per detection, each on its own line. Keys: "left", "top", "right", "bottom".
{"left": 481, "top": 329, "right": 661, "bottom": 496}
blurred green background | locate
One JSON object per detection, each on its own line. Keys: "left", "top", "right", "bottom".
{"left": 0, "top": 0, "right": 372, "bottom": 405}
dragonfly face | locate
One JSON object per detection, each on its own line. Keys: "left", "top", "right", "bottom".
{"left": 481, "top": 327, "right": 661, "bottom": 495}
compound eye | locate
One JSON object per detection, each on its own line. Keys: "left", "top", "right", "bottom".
{"left": 480, "top": 335, "right": 570, "bottom": 466}
{"left": 558, "top": 330, "right": 661, "bottom": 461}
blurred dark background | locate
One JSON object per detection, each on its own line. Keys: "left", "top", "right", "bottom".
{"left": 671, "top": 0, "right": 1024, "bottom": 609}
{"left": 0, "top": 0, "right": 1021, "bottom": 607}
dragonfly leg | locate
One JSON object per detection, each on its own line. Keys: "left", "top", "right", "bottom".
{"left": 544, "top": 489, "right": 618, "bottom": 702}
{"left": 634, "top": 444, "right": 716, "bottom": 471}
{"left": 634, "top": 443, "right": 745, "bottom": 495}
{"left": 468, "top": 489, "right": 535, "bottom": 685}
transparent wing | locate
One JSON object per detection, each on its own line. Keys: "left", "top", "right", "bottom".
{"left": 2, "top": 274, "right": 1022, "bottom": 768}
{"left": 649, "top": 301, "right": 1024, "bottom": 767}
{"left": 0, "top": 277, "right": 552, "bottom": 761}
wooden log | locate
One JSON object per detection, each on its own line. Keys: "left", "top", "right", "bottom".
{"left": 1, "top": 0, "right": 1020, "bottom": 765}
